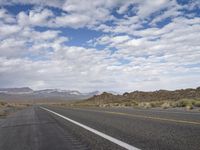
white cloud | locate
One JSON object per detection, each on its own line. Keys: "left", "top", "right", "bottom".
{"left": 0, "top": 24, "right": 21, "bottom": 37}
{"left": 91, "top": 14, "right": 200, "bottom": 90}
{"left": 0, "top": 18, "right": 67, "bottom": 58}
{"left": 0, "top": 0, "right": 199, "bottom": 92}
{"left": 0, "top": 8, "right": 16, "bottom": 23}
{"left": 17, "top": 8, "right": 54, "bottom": 27}
{"left": 53, "top": 13, "right": 91, "bottom": 28}
{"left": 0, "top": 0, "right": 64, "bottom": 8}
{"left": 137, "top": 0, "right": 174, "bottom": 18}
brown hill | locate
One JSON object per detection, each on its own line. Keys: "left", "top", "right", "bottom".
{"left": 81, "top": 87, "right": 200, "bottom": 106}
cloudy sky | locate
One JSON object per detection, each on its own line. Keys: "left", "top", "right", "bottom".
{"left": 0, "top": 0, "right": 200, "bottom": 92}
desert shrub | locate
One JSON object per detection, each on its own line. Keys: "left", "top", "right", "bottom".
{"left": 0, "top": 110, "right": 6, "bottom": 116}
{"left": 138, "top": 102, "right": 152, "bottom": 109}
{"left": 124, "top": 103, "right": 132, "bottom": 106}
{"left": 138, "top": 102, "right": 144, "bottom": 107}
{"left": 186, "top": 105, "right": 193, "bottom": 110}
{"left": 193, "top": 101, "right": 200, "bottom": 107}
{"left": 108, "top": 103, "right": 120, "bottom": 107}
{"left": 149, "top": 101, "right": 164, "bottom": 107}
{"left": 0, "top": 102, "right": 6, "bottom": 107}
{"left": 6, "top": 103, "right": 14, "bottom": 108}
{"left": 131, "top": 101, "right": 138, "bottom": 106}
{"left": 173, "top": 99, "right": 200, "bottom": 109}
{"left": 99, "top": 104, "right": 110, "bottom": 107}
{"left": 161, "top": 102, "right": 171, "bottom": 109}
{"left": 174, "top": 99, "right": 193, "bottom": 107}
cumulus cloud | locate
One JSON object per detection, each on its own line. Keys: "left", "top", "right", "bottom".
{"left": 0, "top": 0, "right": 64, "bottom": 8}
{"left": 17, "top": 8, "right": 54, "bottom": 27}
{"left": 0, "top": 0, "right": 199, "bottom": 92}
{"left": 0, "top": 8, "right": 16, "bottom": 23}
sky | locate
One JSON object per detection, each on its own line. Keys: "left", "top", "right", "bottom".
{"left": 0, "top": 0, "right": 200, "bottom": 92}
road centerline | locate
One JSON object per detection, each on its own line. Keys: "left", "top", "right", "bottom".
{"left": 40, "top": 106, "right": 140, "bottom": 150}
{"left": 104, "top": 111, "right": 200, "bottom": 125}
{"left": 69, "top": 107, "right": 200, "bottom": 126}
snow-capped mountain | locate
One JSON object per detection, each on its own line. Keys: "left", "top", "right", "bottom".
{"left": 0, "top": 87, "right": 33, "bottom": 94}
{"left": 0, "top": 87, "right": 99, "bottom": 101}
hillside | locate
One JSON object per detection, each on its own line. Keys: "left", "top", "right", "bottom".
{"left": 76, "top": 87, "right": 200, "bottom": 109}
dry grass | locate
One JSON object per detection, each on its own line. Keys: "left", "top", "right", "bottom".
{"left": 161, "top": 102, "right": 171, "bottom": 109}
{"left": 137, "top": 99, "right": 200, "bottom": 109}
{"left": 0, "top": 101, "right": 7, "bottom": 108}
{"left": 172, "top": 99, "right": 200, "bottom": 109}
{"left": 0, "top": 110, "right": 7, "bottom": 116}
{"left": 49, "top": 98, "right": 200, "bottom": 111}
{"left": 0, "top": 101, "right": 31, "bottom": 117}
{"left": 70, "top": 99, "right": 200, "bottom": 110}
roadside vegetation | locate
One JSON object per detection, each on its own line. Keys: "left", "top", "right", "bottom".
{"left": 69, "top": 98, "right": 200, "bottom": 111}
{"left": 0, "top": 101, "right": 31, "bottom": 117}
{"left": 135, "top": 99, "right": 200, "bottom": 110}
{"left": 68, "top": 87, "right": 200, "bottom": 111}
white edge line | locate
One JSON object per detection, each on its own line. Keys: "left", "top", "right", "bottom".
{"left": 40, "top": 107, "right": 140, "bottom": 150}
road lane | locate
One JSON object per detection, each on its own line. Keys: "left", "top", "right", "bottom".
{"left": 46, "top": 106, "right": 200, "bottom": 150}
{"left": 0, "top": 107, "right": 91, "bottom": 150}
{"left": 0, "top": 106, "right": 200, "bottom": 150}
{"left": 70, "top": 107, "right": 200, "bottom": 123}
{"left": 41, "top": 107, "right": 140, "bottom": 150}
{"left": 58, "top": 107, "right": 200, "bottom": 125}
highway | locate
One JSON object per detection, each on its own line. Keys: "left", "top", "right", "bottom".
{"left": 0, "top": 106, "right": 200, "bottom": 150}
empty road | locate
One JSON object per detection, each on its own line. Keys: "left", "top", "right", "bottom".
{"left": 0, "top": 106, "right": 200, "bottom": 150}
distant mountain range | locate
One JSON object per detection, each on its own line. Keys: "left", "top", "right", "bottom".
{"left": 0, "top": 87, "right": 33, "bottom": 94}
{"left": 0, "top": 87, "right": 101, "bottom": 102}
{"left": 4, "top": 87, "right": 200, "bottom": 104}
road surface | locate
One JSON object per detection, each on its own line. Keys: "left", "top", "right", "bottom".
{"left": 0, "top": 106, "right": 200, "bottom": 150}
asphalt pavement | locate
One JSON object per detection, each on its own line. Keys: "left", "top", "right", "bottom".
{"left": 0, "top": 106, "right": 200, "bottom": 150}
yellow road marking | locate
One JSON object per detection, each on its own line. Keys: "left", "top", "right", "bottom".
{"left": 70, "top": 107, "right": 200, "bottom": 126}
{"left": 103, "top": 111, "right": 200, "bottom": 125}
